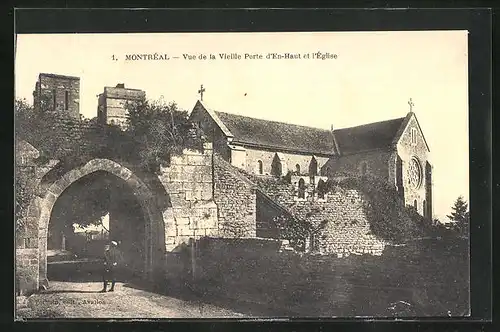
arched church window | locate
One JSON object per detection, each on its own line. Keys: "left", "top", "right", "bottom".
{"left": 271, "top": 153, "right": 285, "bottom": 177}
{"left": 317, "top": 179, "right": 326, "bottom": 199}
{"left": 414, "top": 199, "right": 417, "bottom": 210}
{"left": 295, "top": 164, "right": 301, "bottom": 174}
{"left": 298, "top": 178, "right": 306, "bottom": 199}
{"left": 257, "top": 160, "right": 263, "bottom": 175}
{"left": 309, "top": 157, "right": 318, "bottom": 176}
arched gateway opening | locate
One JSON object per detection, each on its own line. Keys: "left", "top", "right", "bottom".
{"left": 37, "top": 159, "right": 166, "bottom": 288}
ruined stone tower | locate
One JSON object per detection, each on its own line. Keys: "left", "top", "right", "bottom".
{"left": 97, "top": 83, "right": 146, "bottom": 129}
{"left": 33, "top": 73, "right": 80, "bottom": 119}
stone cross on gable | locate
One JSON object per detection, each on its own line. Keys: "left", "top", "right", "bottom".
{"left": 198, "top": 84, "right": 206, "bottom": 101}
{"left": 408, "top": 98, "right": 415, "bottom": 112}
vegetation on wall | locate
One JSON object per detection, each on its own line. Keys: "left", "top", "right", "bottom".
{"left": 15, "top": 164, "right": 35, "bottom": 232}
{"left": 324, "top": 173, "right": 457, "bottom": 243}
{"left": 15, "top": 97, "right": 204, "bottom": 173}
{"left": 16, "top": 98, "right": 109, "bottom": 167}
{"left": 272, "top": 171, "right": 454, "bottom": 249}
{"left": 14, "top": 96, "right": 204, "bottom": 230}
{"left": 125, "top": 97, "right": 204, "bottom": 174}
{"left": 274, "top": 205, "right": 328, "bottom": 251}
{"left": 324, "top": 174, "right": 424, "bottom": 242}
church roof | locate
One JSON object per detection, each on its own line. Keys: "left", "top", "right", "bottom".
{"left": 193, "top": 100, "right": 425, "bottom": 156}
{"left": 214, "top": 111, "right": 338, "bottom": 156}
{"left": 333, "top": 117, "right": 406, "bottom": 154}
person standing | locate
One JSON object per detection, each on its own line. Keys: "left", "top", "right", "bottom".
{"left": 100, "top": 240, "right": 120, "bottom": 292}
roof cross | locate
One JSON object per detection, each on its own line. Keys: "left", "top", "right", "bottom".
{"left": 408, "top": 98, "right": 415, "bottom": 112}
{"left": 198, "top": 84, "right": 206, "bottom": 101}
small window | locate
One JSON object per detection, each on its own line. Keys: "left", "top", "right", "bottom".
{"left": 64, "top": 90, "right": 69, "bottom": 110}
{"left": 411, "top": 128, "right": 417, "bottom": 145}
{"left": 413, "top": 199, "right": 417, "bottom": 210}
{"left": 298, "top": 178, "right": 306, "bottom": 199}
{"left": 309, "top": 157, "right": 318, "bottom": 176}
{"left": 257, "top": 160, "right": 263, "bottom": 175}
{"left": 295, "top": 164, "right": 300, "bottom": 174}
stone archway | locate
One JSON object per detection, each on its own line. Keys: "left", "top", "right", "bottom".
{"left": 37, "top": 158, "right": 165, "bottom": 288}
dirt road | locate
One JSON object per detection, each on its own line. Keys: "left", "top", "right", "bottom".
{"left": 16, "top": 281, "right": 252, "bottom": 319}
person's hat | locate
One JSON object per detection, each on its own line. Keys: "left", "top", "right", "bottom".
{"left": 111, "top": 241, "right": 118, "bottom": 246}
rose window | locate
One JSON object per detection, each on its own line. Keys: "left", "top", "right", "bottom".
{"left": 408, "top": 157, "right": 422, "bottom": 189}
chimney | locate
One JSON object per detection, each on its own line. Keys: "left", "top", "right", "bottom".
{"left": 116, "top": 83, "right": 125, "bottom": 88}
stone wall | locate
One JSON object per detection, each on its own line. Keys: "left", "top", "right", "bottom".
{"left": 255, "top": 176, "right": 387, "bottom": 256}
{"left": 15, "top": 140, "right": 58, "bottom": 248}
{"left": 16, "top": 249, "right": 39, "bottom": 295}
{"left": 314, "top": 188, "right": 387, "bottom": 256}
{"left": 20, "top": 116, "right": 108, "bottom": 164}
{"left": 213, "top": 156, "right": 257, "bottom": 237}
{"left": 188, "top": 236, "right": 469, "bottom": 317}
{"left": 15, "top": 140, "right": 58, "bottom": 294}
{"left": 157, "top": 144, "right": 218, "bottom": 252}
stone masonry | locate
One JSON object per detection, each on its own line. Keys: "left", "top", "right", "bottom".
{"left": 33, "top": 73, "right": 80, "bottom": 119}
{"left": 257, "top": 176, "right": 388, "bottom": 256}
{"left": 213, "top": 155, "right": 257, "bottom": 238}
{"left": 158, "top": 143, "right": 218, "bottom": 252}
{"left": 224, "top": 164, "right": 388, "bottom": 257}
{"left": 16, "top": 138, "right": 219, "bottom": 292}
{"left": 16, "top": 140, "right": 59, "bottom": 294}
{"left": 97, "top": 84, "right": 146, "bottom": 128}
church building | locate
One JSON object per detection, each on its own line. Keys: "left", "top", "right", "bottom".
{"left": 189, "top": 100, "right": 338, "bottom": 177}
{"left": 190, "top": 99, "right": 433, "bottom": 219}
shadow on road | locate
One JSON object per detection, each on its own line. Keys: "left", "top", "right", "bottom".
{"left": 40, "top": 289, "right": 102, "bottom": 294}
{"left": 121, "top": 279, "right": 293, "bottom": 317}
{"left": 47, "top": 260, "right": 292, "bottom": 316}
{"left": 47, "top": 260, "right": 140, "bottom": 283}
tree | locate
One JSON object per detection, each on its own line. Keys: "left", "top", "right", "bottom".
{"left": 125, "top": 97, "right": 203, "bottom": 173}
{"left": 447, "top": 196, "right": 469, "bottom": 236}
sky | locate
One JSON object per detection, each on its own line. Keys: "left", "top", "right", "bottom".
{"left": 14, "top": 31, "right": 469, "bottom": 221}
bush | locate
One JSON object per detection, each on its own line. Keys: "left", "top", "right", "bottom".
{"left": 324, "top": 174, "right": 428, "bottom": 242}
